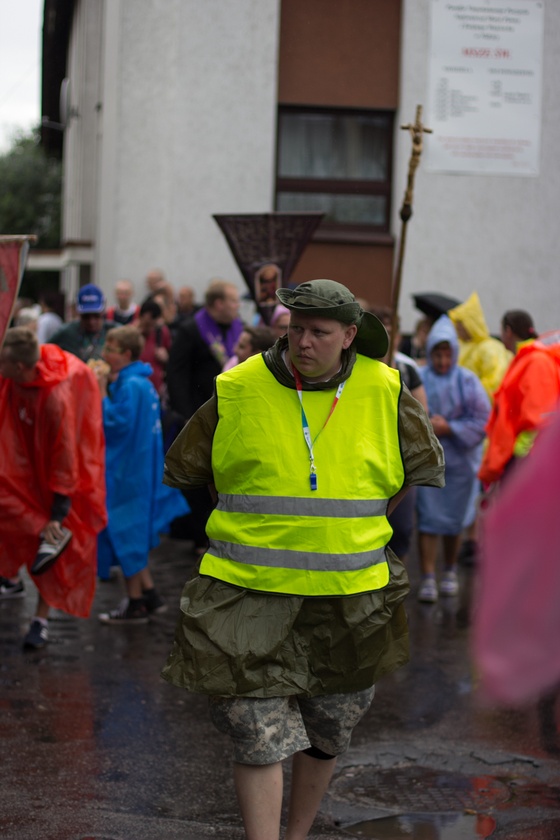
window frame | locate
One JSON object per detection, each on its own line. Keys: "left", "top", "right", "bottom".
{"left": 275, "top": 105, "right": 395, "bottom": 243}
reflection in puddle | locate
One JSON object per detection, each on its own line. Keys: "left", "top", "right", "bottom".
{"left": 345, "top": 811, "right": 496, "bottom": 838}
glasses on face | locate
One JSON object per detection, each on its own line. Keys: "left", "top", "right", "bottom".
{"left": 81, "top": 313, "right": 103, "bottom": 321}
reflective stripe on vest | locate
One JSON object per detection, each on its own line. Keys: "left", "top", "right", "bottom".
{"left": 216, "top": 493, "right": 389, "bottom": 518}
{"left": 200, "top": 353, "right": 404, "bottom": 596}
{"left": 201, "top": 545, "right": 390, "bottom": 597}
{"left": 207, "top": 538, "right": 386, "bottom": 570}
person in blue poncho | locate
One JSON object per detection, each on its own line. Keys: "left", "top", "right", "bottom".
{"left": 93, "top": 325, "right": 189, "bottom": 624}
{"left": 416, "top": 315, "right": 490, "bottom": 603}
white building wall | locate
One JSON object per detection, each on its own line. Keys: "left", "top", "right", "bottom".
{"left": 96, "top": 0, "right": 280, "bottom": 301}
{"left": 61, "top": 0, "right": 104, "bottom": 301}
{"left": 63, "top": 0, "right": 103, "bottom": 244}
{"left": 395, "top": 0, "right": 560, "bottom": 335}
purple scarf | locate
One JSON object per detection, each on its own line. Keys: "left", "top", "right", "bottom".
{"left": 195, "top": 308, "right": 244, "bottom": 367}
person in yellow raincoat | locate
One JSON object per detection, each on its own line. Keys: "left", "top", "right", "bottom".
{"left": 448, "top": 292, "right": 512, "bottom": 403}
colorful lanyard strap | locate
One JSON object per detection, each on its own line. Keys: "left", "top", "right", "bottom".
{"left": 292, "top": 364, "right": 345, "bottom": 491}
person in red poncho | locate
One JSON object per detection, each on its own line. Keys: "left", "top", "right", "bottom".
{"left": 479, "top": 310, "right": 560, "bottom": 486}
{"left": 0, "top": 327, "right": 106, "bottom": 649}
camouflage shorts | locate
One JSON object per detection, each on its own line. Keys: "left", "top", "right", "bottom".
{"left": 208, "top": 686, "right": 376, "bottom": 765}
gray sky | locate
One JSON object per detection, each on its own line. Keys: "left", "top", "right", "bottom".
{"left": 0, "top": 0, "right": 43, "bottom": 152}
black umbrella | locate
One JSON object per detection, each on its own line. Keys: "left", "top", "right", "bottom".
{"left": 412, "top": 292, "right": 462, "bottom": 321}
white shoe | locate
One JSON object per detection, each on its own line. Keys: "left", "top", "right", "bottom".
{"left": 418, "top": 575, "right": 438, "bottom": 603}
{"left": 31, "top": 527, "right": 73, "bottom": 575}
{"left": 439, "top": 569, "right": 459, "bottom": 597}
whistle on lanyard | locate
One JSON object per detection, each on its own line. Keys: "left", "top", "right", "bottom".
{"left": 310, "top": 469, "right": 318, "bottom": 492}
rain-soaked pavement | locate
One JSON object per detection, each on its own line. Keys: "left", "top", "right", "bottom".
{"left": 1, "top": 535, "right": 559, "bottom": 840}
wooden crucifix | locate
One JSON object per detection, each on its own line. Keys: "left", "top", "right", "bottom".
{"left": 388, "top": 105, "right": 432, "bottom": 361}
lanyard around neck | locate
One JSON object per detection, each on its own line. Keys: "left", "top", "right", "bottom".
{"left": 292, "top": 364, "right": 345, "bottom": 491}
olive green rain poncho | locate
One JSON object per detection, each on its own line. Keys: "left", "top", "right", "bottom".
{"left": 161, "top": 337, "right": 444, "bottom": 698}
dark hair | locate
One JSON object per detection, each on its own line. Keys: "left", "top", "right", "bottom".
{"left": 40, "top": 290, "right": 65, "bottom": 317}
{"left": 243, "top": 326, "right": 276, "bottom": 352}
{"left": 140, "top": 298, "right": 162, "bottom": 319}
{"left": 432, "top": 340, "right": 452, "bottom": 351}
{"left": 502, "top": 310, "right": 537, "bottom": 340}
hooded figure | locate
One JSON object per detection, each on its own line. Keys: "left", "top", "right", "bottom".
{"left": 94, "top": 325, "right": 189, "bottom": 624}
{"left": 98, "top": 358, "right": 189, "bottom": 581}
{"left": 479, "top": 312, "right": 560, "bottom": 485}
{"left": 448, "top": 292, "right": 512, "bottom": 401}
{"left": 0, "top": 341, "right": 107, "bottom": 622}
{"left": 417, "top": 315, "right": 490, "bottom": 536}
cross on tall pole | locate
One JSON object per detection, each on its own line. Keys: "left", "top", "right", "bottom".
{"left": 388, "top": 105, "right": 432, "bottom": 361}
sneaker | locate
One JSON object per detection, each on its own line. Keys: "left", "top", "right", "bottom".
{"left": 418, "top": 575, "right": 438, "bottom": 603}
{"left": 142, "top": 588, "right": 167, "bottom": 615}
{"left": 31, "top": 527, "right": 73, "bottom": 575}
{"left": 23, "top": 619, "right": 49, "bottom": 650}
{"left": 98, "top": 599, "right": 149, "bottom": 625}
{"left": 440, "top": 569, "right": 459, "bottom": 597}
{"left": 0, "top": 576, "right": 25, "bottom": 599}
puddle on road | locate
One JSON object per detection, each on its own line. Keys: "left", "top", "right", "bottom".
{"left": 344, "top": 811, "right": 495, "bottom": 838}
{"left": 333, "top": 765, "right": 560, "bottom": 839}
{"left": 332, "top": 766, "right": 511, "bottom": 812}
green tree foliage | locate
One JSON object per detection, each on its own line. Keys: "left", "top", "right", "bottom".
{"left": 0, "top": 129, "right": 62, "bottom": 249}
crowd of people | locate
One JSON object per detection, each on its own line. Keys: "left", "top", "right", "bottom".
{"left": 0, "top": 271, "right": 206, "bottom": 643}
{"left": 0, "top": 269, "right": 285, "bottom": 646}
{"left": 6, "top": 273, "right": 558, "bottom": 628}
{"left": 387, "top": 295, "right": 560, "bottom": 604}
{"left": 2, "top": 271, "right": 559, "bottom": 840}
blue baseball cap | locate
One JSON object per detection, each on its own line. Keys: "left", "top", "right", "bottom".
{"left": 76, "top": 284, "right": 105, "bottom": 313}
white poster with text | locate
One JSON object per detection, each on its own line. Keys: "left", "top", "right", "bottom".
{"left": 425, "top": 1, "right": 544, "bottom": 175}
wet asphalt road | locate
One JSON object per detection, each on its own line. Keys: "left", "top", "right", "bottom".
{"left": 1, "top": 536, "right": 560, "bottom": 840}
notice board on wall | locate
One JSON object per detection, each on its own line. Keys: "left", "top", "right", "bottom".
{"left": 425, "top": 0, "right": 544, "bottom": 175}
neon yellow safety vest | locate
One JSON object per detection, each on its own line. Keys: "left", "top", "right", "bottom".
{"left": 200, "top": 353, "right": 404, "bottom": 596}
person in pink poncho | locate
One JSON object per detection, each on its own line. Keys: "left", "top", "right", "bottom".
{"left": 475, "top": 409, "right": 560, "bottom": 711}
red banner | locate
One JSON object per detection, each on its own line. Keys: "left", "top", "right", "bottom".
{"left": 0, "top": 235, "right": 33, "bottom": 348}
